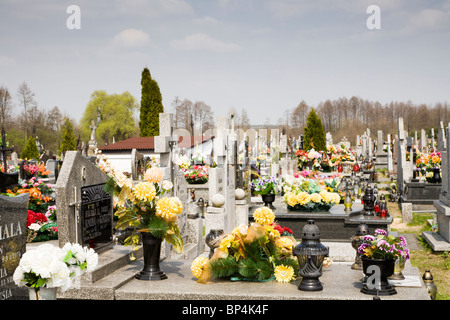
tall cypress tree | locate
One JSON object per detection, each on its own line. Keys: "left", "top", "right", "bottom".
{"left": 60, "top": 118, "right": 77, "bottom": 157}
{"left": 21, "top": 136, "right": 40, "bottom": 160}
{"left": 140, "top": 67, "right": 164, "bottom": 137}
{"left": 304, "top": 109, "right": 326, "bottom": 152}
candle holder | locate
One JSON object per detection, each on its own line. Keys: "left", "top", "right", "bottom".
{"left": 293, "top": 220, "right": 329, "bottom": 291}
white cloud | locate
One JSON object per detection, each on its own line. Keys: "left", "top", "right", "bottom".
{"left": 169, "top": 33, "right": 241, "bottom": 52}
{"left": 193, "top": 16, "right": 220, "bottom": 25}
{"left": 0, "top": 55, "right": 16, "bottom": 67}
{"left": 113, "top": 0, "right": 193, "bottom": 17}
{"left": 112, "top": 28, "right": 151, "bottom": 48}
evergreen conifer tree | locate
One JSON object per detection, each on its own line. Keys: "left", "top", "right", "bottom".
{"left": 139, "top": 67, "right": 164, "bottom": 136}
{"left": 21, "top": 136, "right": 40, "bottom": 160}
{"left": 303, "top": 109, "right": 326, "bottom": 152}
{"left": 60, "top": 118, "right": 77, "bottom": 156}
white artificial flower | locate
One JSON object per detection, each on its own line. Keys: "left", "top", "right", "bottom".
{"left": 28, "top": 223, "right": 41, "bottom": 231}
{"left": 85, "top": 247, "right": 99, "bottom": 273}
{"left": 161, "top": 180, "right": 173, "bottom": 191}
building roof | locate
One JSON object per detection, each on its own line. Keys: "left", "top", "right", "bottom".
{"left": 99, "top": 135, "right": 214, "bottom": 152}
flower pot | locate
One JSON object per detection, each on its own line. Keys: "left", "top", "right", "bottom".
{"left": 361, "top": 256, "right": 397, "bottom": 296}
{"left": 432, "top": 168, "right": 441, "bottom": 183}
{"left": 28, "top": 287, "right": 57, "bottom": 300}
{"left": 135, "top": 232, "right": 167, "bottom": 281}
{"left": 261, "top": 193, "right": 276, "bottom": 210}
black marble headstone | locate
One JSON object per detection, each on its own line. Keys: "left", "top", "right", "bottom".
{"left": 80, "top": 183, "right": 113, "bottom": 252}
{"left": 0, "top": 171, "right": 19, "bottom": 193}
{"left": 0, "top": 193, "right": 29, "bottom": 300}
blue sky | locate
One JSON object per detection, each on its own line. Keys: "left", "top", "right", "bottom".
{"left": 1, "top": 0, "right": 449, "bottom": 126}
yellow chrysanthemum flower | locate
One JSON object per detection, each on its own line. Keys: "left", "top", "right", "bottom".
{"left": 191, "top": 256, "right": 209, "bottom": 279}
{"left": 156, "top": 197, "right": 183, "bottom": 221}
{"left": 310, "top": 193, "right": 322, "bottom": 203}
{"left": 218, "top": 233, "right": 235, "bottom": 254}
{"left": 133, "top": 182, "right": 156, "bottom": 202}
{"left": 253, "top": 207, "right": 275, "bottom": 225}
{"left": 297, "top": 192, "right": 311, "bottom": 205}
{"left": 286, "top": 193, "right": 298, "bottom": 207}
{"left": 276, "top": 237, "right": 294, "bottom": 252}
{"left": 274, "top": 265, "right": 294, "bottom": 283}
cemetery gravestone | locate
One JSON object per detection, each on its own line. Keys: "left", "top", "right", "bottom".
{"left": 80, "top": 183, "right": 113, "bottom": 250}
{"left": 0, "top": 193, "right": 29, "bottom": 300}
{"left": 55, "top": 151, "right": 113, "bottom": 253}
{"left": 0, "top": 171, "right": 19, "bottom": 193}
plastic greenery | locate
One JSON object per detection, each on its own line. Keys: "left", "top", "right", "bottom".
{"left": 192, "top": 207, "right": 298, "bottom": 283}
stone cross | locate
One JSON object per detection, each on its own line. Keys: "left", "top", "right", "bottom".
{"left": 420, "top": 129, "right": 427, "bottom": 153}
{"left": 0, "top": 127, "right": 14, "bottom": 170}
{"left": 397, "top": 118, "right": 411, "bottom": 197}
{"left": 438, "top": 121, "right": 446, "bottom": 151}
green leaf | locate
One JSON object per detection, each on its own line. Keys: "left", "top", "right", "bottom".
{"left": 209, "top": 256, "right": 239, "bottom": 278}
{"left": 147, "top": 216, "right": 169, "bottom": 238}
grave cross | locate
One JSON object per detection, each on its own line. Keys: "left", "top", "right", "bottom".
{"left": 1, "top": 127, "right": 14, "bottom": 169}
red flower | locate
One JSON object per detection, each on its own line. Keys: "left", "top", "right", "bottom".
{"left": 283, "top": 226, "right": 293, "bottom": 235}
{"left": 26, "top": 210, "right": 47, "bottom": 227}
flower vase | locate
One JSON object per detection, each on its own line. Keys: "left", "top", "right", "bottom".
{"left": 135, "top": 232, "right": 167, "bottom": 281}
{"left": 389, "top": 256, "right": 406, "bottom": 280}
{"left": 432, "top": 168, "right": 441, "bottom": 183}
{"left": 361, "top": 256, "right": 397, "bottom": 296}
{"left": 261, "top": 193, "right": 276, "bottom": 210}
{"left": 28, "top": 287, "right": 57, "bottom": 300}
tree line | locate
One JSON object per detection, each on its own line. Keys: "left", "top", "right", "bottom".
{"left": 1, "top": 74, "right": 448, "bottom": 159}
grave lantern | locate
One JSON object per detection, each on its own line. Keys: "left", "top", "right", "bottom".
{"left": 293, "top": 220, "right": 329, "bottom": 291}
{"left": 362, "top": 185, "right": 375, "bottom": 216}
{"left": 350, "top": 223, "right": 370, "bottom": 270}
{"left": 378, "top": 194, "right": 388, "bottom": 218}
{"left": 422, "top": 270, "right": 437, "bottom": 300}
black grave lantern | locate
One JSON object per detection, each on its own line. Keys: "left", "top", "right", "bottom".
{"left": 293, "top": 220, "right": 329, "bottom": 291}
{"left": 362, "top": 185, "right": 376, "bottom": 216}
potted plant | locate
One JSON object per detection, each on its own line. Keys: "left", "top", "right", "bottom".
{"left": 184, "top": 165, "right": 208, "bottom": 184}
{"left": 13, "top": 242, "right": 98, "bottom": 300}
{"left": 358, "top": 229, "right": 409, "bottom": 296}
{"left": 104, "top": 165, "right": 184, "bottom": 280}
{"left": 250, "top": 175, "right": 279, "bottom": 209}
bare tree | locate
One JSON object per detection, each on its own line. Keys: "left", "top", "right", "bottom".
{"left": 174, "top": 98, "right": 214, "bottom": 134}
{"left": 17, "top": 82, "right": 37, "bottom": 140}
{"left": 0, "top": 86, "right": 12, "bottom": 127}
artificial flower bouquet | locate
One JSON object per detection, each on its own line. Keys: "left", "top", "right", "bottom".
{"left": 184, "top": 165, "right": 208, "bottom": 184}
{"left": 284, "top": 190, "right": 340, "bottom": 212}
{"left": 358, "top": 229, "right": 410, "bottom": 261}
{"left": 282, "top": 177, "right": 340, "bottom": 212}
{"left": 250, "top": 175, "right": 280, "bottom": 195}
{"left": 13, "top": 242, "right": 98, "bottom": 295}
{"left": 3, "top": 176, "right": 54, "bottom": 213}
{"left": 104, "top": 164, "right": 184, "bottom": 254}
{"left": 191, "top": 207, "right": 299, "bottom": 284}
{"left": 37, "top": 163, "right": 52, "bottom": 178}
{"left": 26, "top": 209, "right": 58, "bottom": 243}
